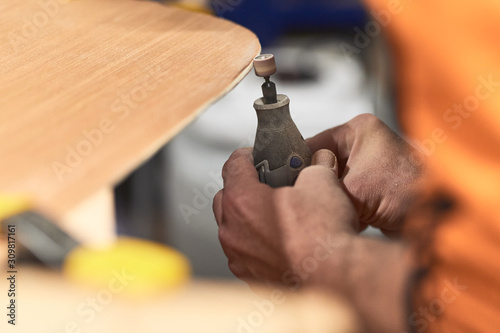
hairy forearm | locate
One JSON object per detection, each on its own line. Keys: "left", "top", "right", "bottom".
{"left": 312, "top": 236, "right": 412, "bottom": 333}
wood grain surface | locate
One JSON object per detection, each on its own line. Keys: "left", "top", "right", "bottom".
{"left": 0, "top": 0, "right": 260, "bottom": 231}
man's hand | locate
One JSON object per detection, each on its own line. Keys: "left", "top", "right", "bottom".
{"left": 213, "top": 148, "right": 358, "bottom": 286}
{"left": 212, "top": 147, "right": 412, "bottom": 333}
{"left": 307, "top": 114, "right": 422, "bottom": 235}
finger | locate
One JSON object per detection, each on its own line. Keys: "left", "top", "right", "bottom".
{"left": 358, "top": 222, "right": 369, "bottom": 233}
{"left": 294, "top": 158, "right": 359, "bottom": 233}
{"left": 295, "top": 165, "right": 339, "bottom": 191}
{"left": 306, "top": 125, "right": 352, "bottom": 176}
{"left": 295, "top": 149, "right": 339, "bottom": 190}
{"left": 227, "top": 260, "right": 252, "bottom": 281}
{"left": 307, "top": 114, "right": 382, "bottom": 177}
{"left": 213, "top": 190, "right": 223, "bottom": 226}
{"left": 306, "top": 123, "right": 351, "bottom": 156}
{"left": 222, "top": 148, "right": 260, "bottom": 190}
{"left": 311, "top": 149, "right": 338, "bottom": 177}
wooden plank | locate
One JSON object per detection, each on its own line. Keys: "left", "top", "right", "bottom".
{"left": 0, "top": 0, "right": 260, "bottom": 232}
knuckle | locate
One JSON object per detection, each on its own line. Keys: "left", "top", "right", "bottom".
{"left": 213, "top": 189, "right": 223, "bottom": 205}
{"left": 351, "top": 113, "right": 380, "bottom": 127}
{"left": 222, "top": 149, "right": 251, "bottom": 178}
{"left": 218, "top": 227, "right": 232, "bottom": 248}
{"left": 218, "top": 226, "right": 244, "bottom": 257}
{"left": 221, "top": 158, "right": 236, "bottom": 179}
{"left": 223, "top": 189, "right": 250, "bottom": 216}
{"left": 228, "top": 261, "right": 246, "bottom": 279}
{"left": 230, "top": 148, "right": 253, "bottom": 163}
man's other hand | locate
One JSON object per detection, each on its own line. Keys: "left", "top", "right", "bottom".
{"left": 307, "top": 114, "right": 422, "bottom": 236}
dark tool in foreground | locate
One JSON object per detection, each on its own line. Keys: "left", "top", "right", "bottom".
{"left": 252, "top": 54, "right": 312, "bottom": 187}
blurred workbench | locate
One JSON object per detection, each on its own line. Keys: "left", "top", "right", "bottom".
{"left": 0, "top": 265, "right": 359, "bottom": 333}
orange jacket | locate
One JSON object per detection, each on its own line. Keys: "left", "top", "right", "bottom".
{"left": 362, "top": 0, "right": 500, "bottom": 331}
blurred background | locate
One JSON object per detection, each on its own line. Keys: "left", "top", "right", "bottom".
{"left": 115, "top": 0, "right": 397, "bottom": 278}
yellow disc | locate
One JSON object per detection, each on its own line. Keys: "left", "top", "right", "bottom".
{"left": 64, "top": 237, "right": 191, "bottom": 297}
{"left": 0, "top": 194, "right": 32, "bottom": 221}
{"left": 172, "top": 3, "right": 213, "bottom": 15}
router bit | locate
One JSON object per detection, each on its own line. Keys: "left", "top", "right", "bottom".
{"left": 252, "top": 54, "right": 312, "bottom": 187}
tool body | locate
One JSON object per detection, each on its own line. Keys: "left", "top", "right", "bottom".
{"left": 252, "top": 54, "right": 311, "bottom": 187}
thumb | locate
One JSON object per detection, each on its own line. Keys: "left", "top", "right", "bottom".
{"left": 311, "top": 149, "right": 339, "bottom": 177}
{"left": 294, "top": 149, "right": 339, "bottom": 189}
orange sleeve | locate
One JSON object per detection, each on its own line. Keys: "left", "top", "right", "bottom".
{"left": 361, "top": 0, "right": 500, "bottom": 331}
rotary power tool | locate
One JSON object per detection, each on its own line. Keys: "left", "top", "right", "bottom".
{"left": 252, "top": 54, "right": 312, "bottom": 187}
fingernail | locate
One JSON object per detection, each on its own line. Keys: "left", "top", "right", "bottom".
{"left": 311, "top": 149, "right": 338, "bottom": 175}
